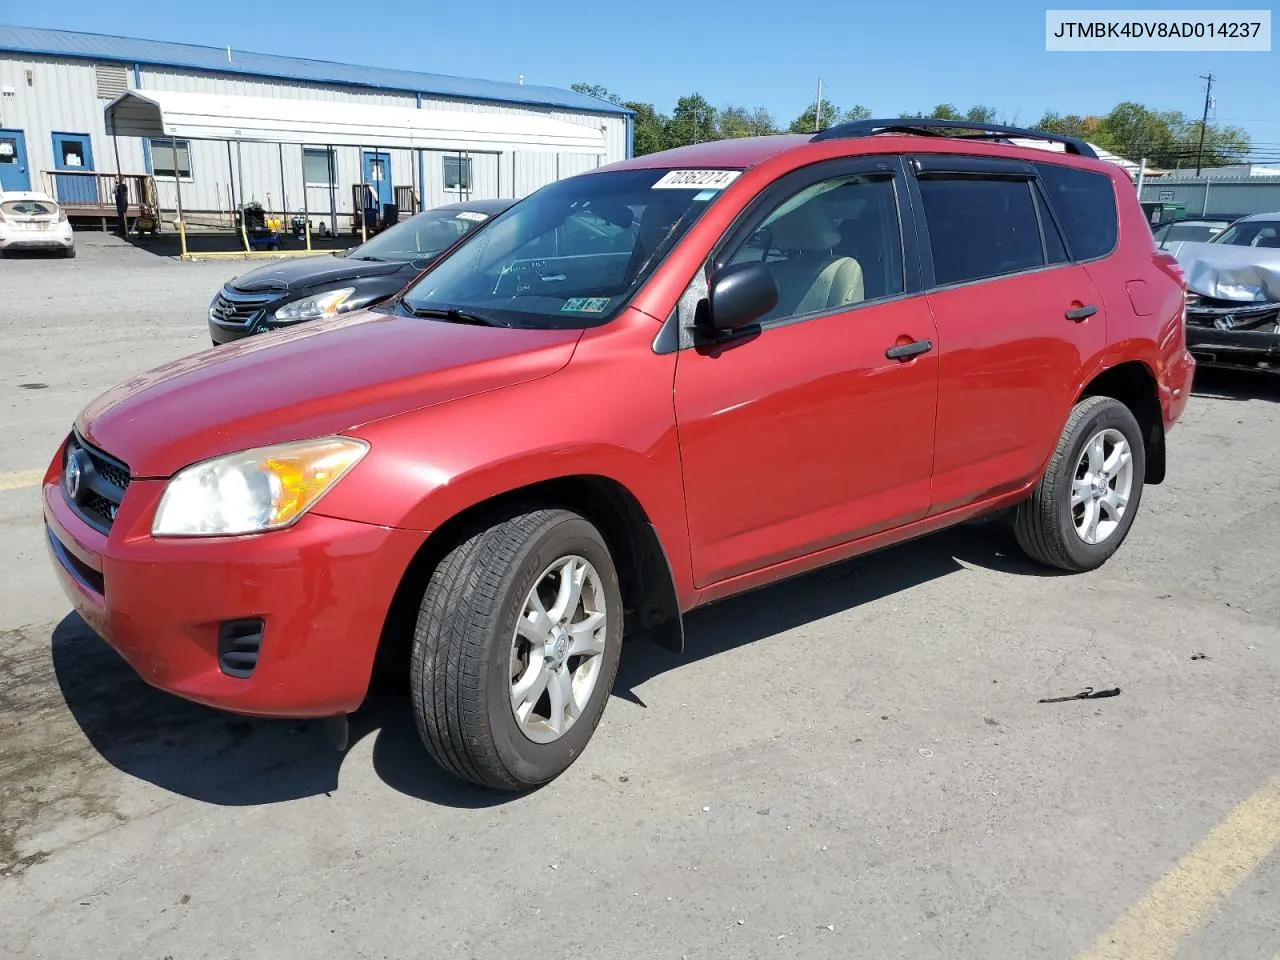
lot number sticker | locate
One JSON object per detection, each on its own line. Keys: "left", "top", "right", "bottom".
{"left": 455, "top": 211, "right": 489, "bottom": 222}
{"left": 652, "top": 170, "right": 742, "bottom": 190}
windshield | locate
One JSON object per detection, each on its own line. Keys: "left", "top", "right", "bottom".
{"left": 1211, "top": 219, "right": 1280, "bottom": 248}
{"left": 398, "top": 168, "right": 739, "bottom": 329}
{"left": 349, "top": 207, "right": 494, "bottom": 262}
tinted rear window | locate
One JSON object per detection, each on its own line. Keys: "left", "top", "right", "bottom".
{"left": 1035, "top": 163, "right": 1118, "bottom": 261}
{"left": 918, "top": 177, "right": 1044, "bottom": 286}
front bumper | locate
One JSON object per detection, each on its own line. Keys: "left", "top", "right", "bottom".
{"left": 1186, "top": 302, "right": 1280, "bottom": 367}
{"left": 42, "top": 465, "right": 425, "bottom": 718}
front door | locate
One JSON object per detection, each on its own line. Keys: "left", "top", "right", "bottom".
{"left": 674, "top": 159, "right": 940, "bottom": 587}
{"left": 51, "top": 132, "right": 96, "bottom": 205}
{"left": 362, "top": 151, "right": 393, "bottom": 210}
{"left": 0, "top": 129, "right": 31, "bottom": 192}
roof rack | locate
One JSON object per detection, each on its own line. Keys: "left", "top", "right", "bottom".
{"left": 811, "top": 118, "right": 1098, "bottom": 159}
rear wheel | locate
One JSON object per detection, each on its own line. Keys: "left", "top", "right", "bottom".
{"left": 1014, "top": 396, "right": 1146, "bottom": 572}
{"left": 410, "top": 509, "right": 622, "bottom": 790}
{"left": 63, "top": 246, "right": 76, "bottom": 259}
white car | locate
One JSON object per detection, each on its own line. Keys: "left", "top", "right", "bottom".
{"left": 0, "top": 191, "right": 76, "bottom": 258}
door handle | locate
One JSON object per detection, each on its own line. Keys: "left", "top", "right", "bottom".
{"left": 1066, "top": 304, "right": 1098, "bottom": 321}
{"left": 885, "top": 338, "right": 934, "bottom": 361}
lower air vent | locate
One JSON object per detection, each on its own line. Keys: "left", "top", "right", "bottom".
{"left": 218, "top": 619, "right": 265, "bottom": 679}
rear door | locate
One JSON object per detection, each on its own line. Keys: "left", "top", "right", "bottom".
{"left": 673, "top": 156, "right": 940, "bottom": 587}
{"left": 907, "top": 155, "right": 1107, "bottom": 515}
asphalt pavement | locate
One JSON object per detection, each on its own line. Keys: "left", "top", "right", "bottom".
{"left": 1, "top": 234, "right": 1277, "bottom": 960}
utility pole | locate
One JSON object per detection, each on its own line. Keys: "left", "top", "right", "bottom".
{"left": 1194, "top": 72, "right": 1214, "bottom": 176}
{"left": 815, "top": 78, "right": 824, "bottom": 133}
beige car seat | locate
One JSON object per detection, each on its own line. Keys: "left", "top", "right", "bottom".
{"left": 765, "top": 201, "right": 864, "bottom": 318}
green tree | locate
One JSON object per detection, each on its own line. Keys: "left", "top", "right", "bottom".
{"left": 570, "top": 82, "right": 623, "bottom": 106}
{"left": 624, "top": 101, "right": 669, "bottom": 156}
{"left": 1086, "top": 102, "right": 1249, "bottom": 167}
{"left": 717, "top": 105, "right": 779, "bottom": 139}
{"left": 667, "top": 93, "right": 717, "bottom": 147}
{"left": 788, "top": 101, "right": 870, "bottom": 134}
{"left": 964, "top": 104, "right": 998, "bottom": 123}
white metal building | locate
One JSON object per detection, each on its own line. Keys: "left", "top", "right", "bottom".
{"left": 0, "top": 25, "right": 631, "bottom": 225}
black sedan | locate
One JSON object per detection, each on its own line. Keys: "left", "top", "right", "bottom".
{"left": 208, "top": 197, "right": 516, "bottom": 345}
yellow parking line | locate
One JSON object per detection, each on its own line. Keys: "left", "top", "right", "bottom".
{"left": 1078, "top": 774, "right": 1280, "bottom": 960}
{"left": 0, "top": 469, "right": 44, "bottom": 492}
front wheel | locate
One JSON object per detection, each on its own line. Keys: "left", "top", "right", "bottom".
{"left": 410, "top": 509, "right": 623, "bottom": 790}
{"left": 1014, "top": 396, "right": 1146, "bottom": 572}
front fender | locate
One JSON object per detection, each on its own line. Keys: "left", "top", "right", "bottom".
{"left": 311, "top": 344, "right": 697, "bottom": 611}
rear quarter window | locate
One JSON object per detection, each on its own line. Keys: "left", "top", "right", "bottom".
{"left": 1035, "top": 163, "right": 1118, "bottom": 261}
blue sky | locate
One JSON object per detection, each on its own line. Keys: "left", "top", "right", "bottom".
{"left": 9, "top": 0, "right": 1279, "bottom": 149}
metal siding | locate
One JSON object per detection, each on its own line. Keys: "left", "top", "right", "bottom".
{"left": 139, "top": 65, "right": 417, "bottom": 106}
{"left": 1, "top": 50, "right": 625, "bottom": 219}
{"left": 0, "top": 53, "right": 149, "bottom": 190}
{"left": 1, "top": 25, "right": 632, "bottom": 116}
{"left": 1140, "top": 179, "right": 1280, "bottom": 218}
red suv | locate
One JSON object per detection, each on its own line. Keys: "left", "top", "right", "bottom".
{"left": 43, "top": 120, "right": 1195, "bottom": 790}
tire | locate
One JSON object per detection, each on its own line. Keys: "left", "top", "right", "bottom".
{"left": 63, "top": 246, "right": 77, "bottom": 259}
{"left": 1014, "top": 396, "right": 1146, "bottom": 572}
{"left": 410, "top": 508, "right": 623, "bottom": 790}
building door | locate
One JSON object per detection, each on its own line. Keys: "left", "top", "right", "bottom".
{"left": 0, "top": 129, "right": 31, "bottom": 193}
{"left": 362, "top": 151, "right": 393, "bottom": 210}
{"left": 51, "top": 132, "right": 96, "bottom": 205}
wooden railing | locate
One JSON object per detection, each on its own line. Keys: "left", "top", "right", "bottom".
{"left": 39, "top": 170, "right": 157, "bottom": 218}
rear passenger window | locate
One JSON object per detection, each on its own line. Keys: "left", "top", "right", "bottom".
{"left": 918, "top": 178, "right": 1044, "bottom": 285}
{"left": 1035, "top": 163, "right": 1118, "bottom": 261}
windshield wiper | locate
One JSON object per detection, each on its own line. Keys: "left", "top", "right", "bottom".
{"left": 400, "top": 303, "right": 510, "bottom": 327}
{"left": 349, "top": 255, "right": 386, "bottom": 262}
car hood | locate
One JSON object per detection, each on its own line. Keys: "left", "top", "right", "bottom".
{"left": 77, "top": 310, "right": 582, "bottom": 478}
{"left": 1172, "top": 241, "right": 1280, "bottom": 302}
{"left": 228, "top": 253, "right": 411, "bottom": 293}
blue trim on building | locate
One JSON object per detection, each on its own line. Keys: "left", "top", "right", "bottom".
{"left": 141, "top": 136, "right": 152, "bottom": 174}
{"left": 0, "top": 24, "right": 633, "bottom": 117}
{"left": 132, "top": 62, "right": 140, "bottom": 87}
{"left": 626, "top": 115, "right": 634, "bottom": 159}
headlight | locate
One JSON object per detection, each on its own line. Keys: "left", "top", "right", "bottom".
{"left": 152, "top": 437, "right": 369, "bottom": 537}
{"left": 274, "top": 287, "right": 358, "bottom": 323}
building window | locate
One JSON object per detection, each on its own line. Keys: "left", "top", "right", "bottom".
{"left": 149, "top": 139, "right": 192, "bottom": 179}
{"left": 444, "top": 155, "right": 472, "bottom": 191}
{"left": 304, "top": 147, "right": 336, "bottom": 187}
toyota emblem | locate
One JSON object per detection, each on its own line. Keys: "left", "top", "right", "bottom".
{"left": 65, "top": 449, "right": 85, "bottom": 501}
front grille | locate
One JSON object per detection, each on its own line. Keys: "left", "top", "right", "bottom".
{"left": 209, "top": 289, "right": 277, "bottom": 327}
{"left": 1188, "top": 300, "right": 1280, "bottom": 332}
{"left": 63, "top": 435, "right": 131, "bottom": 534}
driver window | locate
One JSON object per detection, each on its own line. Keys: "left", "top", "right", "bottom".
{"left": 723, "top": 174, "right": 905, "bottom": 324}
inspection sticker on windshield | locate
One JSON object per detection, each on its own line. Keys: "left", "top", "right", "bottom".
{"left": 562, "top": 297, "right": 611, "bottom": 313}
{"left": 652, "top": 169, "right": 742, "bottom": 190}
{"left": 454, "top": 211, "right": 488, "bottom": 222}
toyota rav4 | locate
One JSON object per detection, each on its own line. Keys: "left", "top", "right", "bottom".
{"left": 43, "top": 119, "right": 1195, "bottom": 791}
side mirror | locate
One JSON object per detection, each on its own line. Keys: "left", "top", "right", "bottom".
{"left": 703, "top": 261, "right": 778, "bottom": 334}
